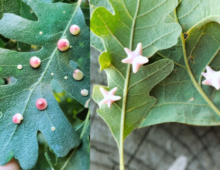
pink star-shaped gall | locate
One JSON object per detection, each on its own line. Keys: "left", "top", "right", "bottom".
{"left": 122, "top": 43, "right": 149, "bottom": 73}
{"left": 100, "top": 87, "right": 121, "bottom": 108}
{"left": 202, "top": 66, "right": 220, "bottom": 90}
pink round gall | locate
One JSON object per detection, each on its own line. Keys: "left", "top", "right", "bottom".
{"left": 0, "top": 159, "right": 20, "bottom": 170}
{"left": 36, "top": 98, "right": 48, "bottom": 110}
{"left": 70, "top": 25, "right": 80, "bottom": 35}
{"left": 57, "top": 38, "right": 70, "bottom": 51}
{"left": 12, "top": 113, "right": 23, "bottom": 124}
{"left": 30, "top": 56, "right": 41, "bottom": 68}
{"left": 73, "top": 69, "right": 83, "bottom": 80}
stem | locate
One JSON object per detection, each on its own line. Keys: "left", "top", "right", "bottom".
{"left": 120, "top": 64, "right": 130, "bottom": 170}
{"left": 119, "top": 1, "right": 140, "bottom": 169}
{"left": 45, "top": 152, "right": 55, "bottom": 170}
{"left": 180, "top": 33, "right": 220, "bottom": 116}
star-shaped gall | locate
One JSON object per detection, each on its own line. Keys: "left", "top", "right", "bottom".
{"left": 122, "top": 43, "right": 149, "bottom": 73}
{"left": 202, "top": 66, "right": 220, "bottom": 90}
{"left": 100, "top": 87, "right": 121, "bottom": 108}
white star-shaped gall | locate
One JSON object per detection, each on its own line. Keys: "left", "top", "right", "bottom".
{"left": 122, "top": 43, "right": 149, "bottom": 73}
{"left": 202, "top": 66, "right": 220, "bottom": 90}
{"left": 100, "top": 87, "right": 121, "bottom": 108}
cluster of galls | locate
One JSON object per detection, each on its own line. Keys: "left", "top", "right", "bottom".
{"left": 13, "top": 25, "right": 88, "bottom": 125}
{"left": 99, "top": 43, "right": 149, "bottom": 109}
{"left": 13, "top": 98, "right": 48, "bottom": 124}
{"left": 99, "top": 42, "right": 220, "bottom": 109}
{"left": 57, "top": 25, "right": 80, "bottom": 51}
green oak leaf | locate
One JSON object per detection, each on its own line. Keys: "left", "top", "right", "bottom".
{"left": 33, "top": 0, "right": 90, "bottom": 28}
{"left": 81, "top": 1, "right": 90, "bottom": 28}
{"left": 1, "top": 0, "right": 37, "bottom": 52}
{"left": 140, "top": 0, "right": 220, "bottom": 127}
{"left": 90, "top": 31, "right": 105, "bottom": 52}
{"left": 0, "top": 0, "right": 19, "bottom": 19}
{"left": 91, "top": 0, "right": 180, "bottom": 151}
{"left": 34, "top": 112, "right": 90, "bottom": 170}
{"left": 0, "top": 0, "right": 37, "bottom": 20}
{"left": 54, "top": 112, "right": 90, "bottom": 170}
{"left": 38, "top": 0, "right": 53, "bottom": 3}
{"left": 17, "top": 0, "right": 38, "bottom": 52}
{"left": 52, "top": 80, "right": 85, "bottom": 130}
{"left": 0, "top": 0, "right": 89, "bottom": 169}
{"left": 90, "top": 0, "right": 113, "bottom": 52}
{"left": 90, "top": 0, "right": 113, "bottom": 15}
{"left": 0, "top": 78, "right": 4, "bottom": 85}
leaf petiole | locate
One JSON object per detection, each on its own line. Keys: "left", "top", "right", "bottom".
{"left": 45, "top": 152, "right": 55, "bottom": 170}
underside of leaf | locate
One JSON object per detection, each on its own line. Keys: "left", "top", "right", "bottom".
{"left": 140, "top": 0, "right": 220, "bottom": 127}
{"left": 91, "top": 0, "right": 181, "bottom": 146}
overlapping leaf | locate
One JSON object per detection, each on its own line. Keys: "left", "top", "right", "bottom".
{"left": 54, "top": 112, "right": 90, "bottom": 170}
{"left": 90, "top": 0, "right": 112, "bottom": 52}
{"left": 0, "top": 0, "right": 19, "bottom": 19}
{"left": 0, "top": 0, "right": 89, "bottom": 169}
{"left": 140, "top": 0, "right": 220, "bottom": 127}
{"left": 34, "top": 111, "right": 90, "bottom": 170}
{"left": 91, "top": 0, "right": 181, "bottom": 146}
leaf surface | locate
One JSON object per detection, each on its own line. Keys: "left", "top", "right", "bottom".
{"left": 91, "top": 0, "right": 181, "bottom": 146}
{"left": 90, "top": 0, "right": 112, "bottom": 52}
{"left": 56, "top": 112, "right": 90, "bottom": 170}
{"left": 0, "top": 0, "right": 89, "bottom": 169}
{"left": 0, "top": 0, "right": 19, "bottom": 19}
{"left": 34, "top": 112, "right": 90, "bottom": 170}
{"left": 140, "top": 0, "right": 220, "bottom": 127}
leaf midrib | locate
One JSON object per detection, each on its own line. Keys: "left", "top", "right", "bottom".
{"left": 22, "top": 1, "right": 80, "bottom": 116}
{"left": 120, "top": 0, "right": 140, "bottom": 146}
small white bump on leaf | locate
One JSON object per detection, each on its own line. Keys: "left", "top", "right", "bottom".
{"left": 81, "top": 89, "right": 88, "bottom": 96}
{"left": 17, "top": 64, "right": 22, "bottom": 70}
{"left": 51, "top": 127, "right": 56, "bottom": 131}
{"left": 39, "top": 31, "right": 43, "bottom": 35}
{"left": 64, "top": 76, "right": 68, "bottom": 79}
{"left": 51, "top": 73, "right": 54, "bottom": 76}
